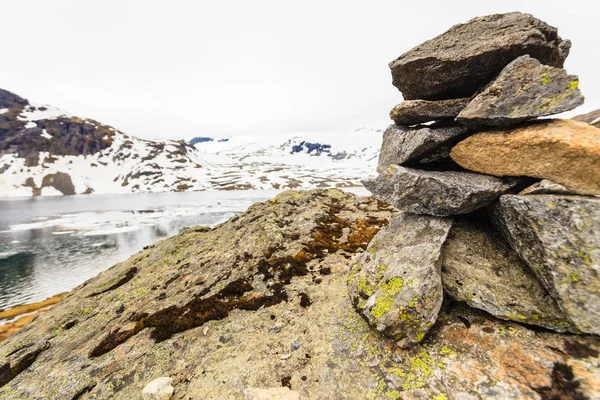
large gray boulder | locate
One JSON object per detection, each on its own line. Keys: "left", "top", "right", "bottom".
{"left": 389, "top": 12, "right": 570, "bottom": 100}
{"left": 364, "top": 165, "right": 520, "bottom": 216}
{"left": 456, "top": 56, "right": 584, "bottom": 127}
{"left": 492, "top": 194, "right": 600, "bottom": 335}
{"left": 441, "top": 220, "right": 574, "bottom": 332}
{"left": 377, "top": 124, "right": 469, "bottom": 172}
{"left": 390, "top": 98, "right": 470, "bottom": 125}
{"left": 348, "top": 213, "right": 452, "bottom": 348}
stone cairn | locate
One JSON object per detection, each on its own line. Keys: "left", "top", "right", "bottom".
{"left": 348, "top": 12, "right": 600, "bottom": 348}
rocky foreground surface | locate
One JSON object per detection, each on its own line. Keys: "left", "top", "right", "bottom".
{"left": 0, "top": 189, "right": 599, "bottom": 399}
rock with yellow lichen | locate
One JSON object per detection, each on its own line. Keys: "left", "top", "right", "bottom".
{"left": 456, "top": 55, "right": 584, "bottom": 127}
{"left": 492, "top": 194, "right": 600, "bottom": 335}
{"left": 441, "top": 217, "right": 576, "bottom": 332}
{"left": 348, "top": 212, "right": 452, "bottom": 348}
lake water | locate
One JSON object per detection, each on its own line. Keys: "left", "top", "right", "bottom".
{"left": 0, "top": 188, "right": 368, "bottom": 311}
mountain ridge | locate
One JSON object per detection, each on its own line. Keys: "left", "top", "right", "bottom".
{"left": 0, "top": 89, "right": 381, "bottom": 197}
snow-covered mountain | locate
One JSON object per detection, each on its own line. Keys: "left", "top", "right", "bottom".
{"left": 0, "top": 89, "right": 382, "bottom": 197}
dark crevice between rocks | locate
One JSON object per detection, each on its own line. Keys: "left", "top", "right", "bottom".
{"left": 457, "top": 315, "right": 471, "bottom": 328}
{"left": 88, "top": 199, "right": 390, "bottom": 358}
{"left": 4, "top": 343, "right": 34, "bottom": 359}
{"left": 71, "top": 382, "right": 96, "bottom": 400}
{"left": 0, "top": 342, "right": 49, "bottom": 388}
{"left": 88, "top": 267, "right": 138, "bottom": 297}
{"left": 534, "top": 363, "right": 589, "bottom": 400}
{"left": 63, "top": 320, "right": 78, "bottom": 330}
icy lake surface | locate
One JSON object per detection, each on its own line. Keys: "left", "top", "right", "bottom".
{"left": 0, "top": 188, "right": 368, "bottom": 310}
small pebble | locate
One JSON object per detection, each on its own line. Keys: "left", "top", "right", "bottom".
{"left": 291, "top": 341, "right": 300, "bottom": 351}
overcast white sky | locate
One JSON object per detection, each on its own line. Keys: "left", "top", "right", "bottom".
{"left": 1, "top": 1, "right": 598, "bottom": 139}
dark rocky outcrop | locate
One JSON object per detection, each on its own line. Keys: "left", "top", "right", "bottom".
{"left": 389, "top": 12, "right": 570, "bottom": 100}
{"left": 0, "top": 89, "right": 117, "bottom": 167}
{"left": 0, "top": 89, "right": 28, "bottom": 109}
{"left": 22, "top": 172, "right": 76, "bottom": 196}
{"left": 456, "top": 55, "right": 584, "bottom": 127}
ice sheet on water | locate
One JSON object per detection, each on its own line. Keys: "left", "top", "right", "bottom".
{"left": 6, "top": 204, "right": 218, "bottom": 235}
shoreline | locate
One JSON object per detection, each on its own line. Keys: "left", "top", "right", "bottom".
{"left": 0, "top": 293, "right": 66, "bottom": 341}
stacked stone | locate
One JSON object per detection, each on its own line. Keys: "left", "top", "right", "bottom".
{"left": 348, "top": 12, "right": 600, "bottom": 348}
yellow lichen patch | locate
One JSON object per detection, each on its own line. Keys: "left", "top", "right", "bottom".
{"left": 371, "top": 278, "right": 404, "bottom": 319}
{"left": 439, "top": 345, "right": 455, "bottom": 356}
{"left": 541, "top": 72, "right": 551, "bottom": 85}
{"left": 569, "top": 80, "right": 579, "bottom": 90}
{"left": 357, "top": 278, "right": 374, "bottom": 297}
{"left": 385, "top": 390, "right": 402, "bottom": 399}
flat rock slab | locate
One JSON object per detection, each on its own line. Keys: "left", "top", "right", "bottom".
{"left": 364, "top": 165, "right": 520, "bottom": 216}
{"left": 348, "top": 213, "right": 452, "bottom": 348}
{"left": 441, "top": 219, "right": 574, "bottom": 332}
{"left": 390, "top": 98, "right": 470, "bottom": 125}
{"left": 573, "top": 108, "right": 600, "bottom": 127}
{"left": 492, "top": 194, "right": 600, "bottom": 335}
{"left": 450, "top": 119, "right": 600, "bottom": 195}
{"left": 519, "top": 180, "right": 572, "bottom": 195}
{"left": 377, "top": 124, "right": 469, "bottom": 172}
{"left": 389, "top": 12, "right": 570, "bottom": 100}
{"left": 456, "top": 55, "right": 584, "bottom": 127}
